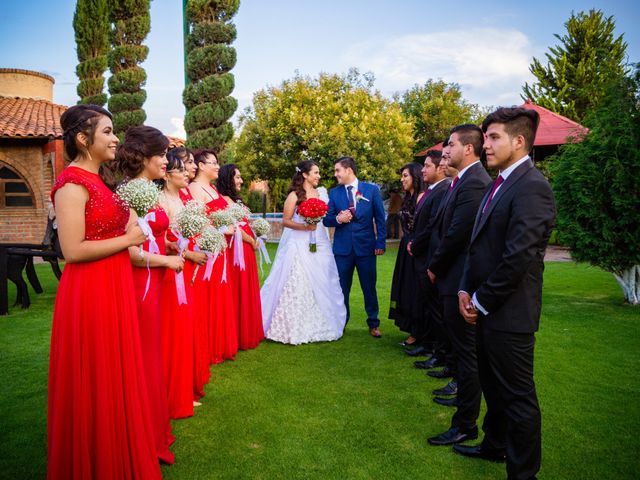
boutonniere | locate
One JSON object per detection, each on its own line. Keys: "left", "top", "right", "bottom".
{"left": 355, "top": 191, "right": 369, "bottom": 202}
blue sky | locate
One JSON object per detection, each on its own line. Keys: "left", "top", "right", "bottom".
{"left": 1, "top": 1, "right": 638, "bottom": 138}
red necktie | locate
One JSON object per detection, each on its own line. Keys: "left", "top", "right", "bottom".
{"left": 448, "top": 176, "right": 459, "bottom": 191}
{"left": 347, "top": 185, "right": 356, "bottom": 216}
{"left": 482, "top": 175, "right": 504, "bottom": 213}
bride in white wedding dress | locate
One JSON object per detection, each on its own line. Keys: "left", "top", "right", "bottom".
{"left": 261, "top": 160, "right": 347, "bottom": 345}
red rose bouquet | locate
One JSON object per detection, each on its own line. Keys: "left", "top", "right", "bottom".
{"left": 297, "top": 197, "right": 328, "bottom": 252}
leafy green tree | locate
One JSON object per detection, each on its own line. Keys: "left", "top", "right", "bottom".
{"left": 234, "top": 70, "right": 414, "bottom": 201}
{"left": 108, "top": 0, "right": 150, "bottom": 135}
{"left": 552, "top": 66, "right": 640, "bottom": 304}
{"left": 395, "top": 80, "right": 487, "bottom": 153}
{"left": 73, "top": 0, "right": 110, "bottom": 106}
{"left": 183, "top": 0, "right": 239, "bottom": 151}
{"left": 522, "top": 9, "right": 628, "bottom": 122}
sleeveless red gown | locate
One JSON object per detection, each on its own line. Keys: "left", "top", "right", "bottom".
{"left": 161, "top": 223, "right": 195, "bottom": 419}
{"left": 180, "top": 188, "right": 209, "bottom": 400}
{"left": 201, "top": 188, "right": 238, "bottom": 363}
{"left": 48, "top": 166, "right": 161, "bottom": 479}
{"left": 232, "top": 217, "right": 264, "bottom": 350}
{"left": 131, "top": 206, "right": 174, "bottom": 464}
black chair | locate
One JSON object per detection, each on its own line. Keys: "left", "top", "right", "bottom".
{"left": 0, "top": 217, "right": 63, "bottom": 314}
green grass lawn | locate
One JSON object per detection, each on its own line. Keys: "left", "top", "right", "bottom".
{"left": 1, "top": 245, "right": 639, "bottom": 479}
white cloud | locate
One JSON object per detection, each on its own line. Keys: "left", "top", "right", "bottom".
{"left": 169, "top": 117, "right": 186, "bottom": 139}
{"left": 342, "top": 28, "right": 537, "bottom": 107}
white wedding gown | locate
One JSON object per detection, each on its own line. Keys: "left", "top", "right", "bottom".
{"left": 261, "top": 187, "right": 347, "bottom": 345}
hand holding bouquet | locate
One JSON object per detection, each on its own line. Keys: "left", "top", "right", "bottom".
{"left": 297, "top": 198, "right": 328, "bottom": 252}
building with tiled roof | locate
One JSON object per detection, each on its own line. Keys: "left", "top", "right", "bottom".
{"left": 0, "top": 68, "right": 66, "bottom": 243}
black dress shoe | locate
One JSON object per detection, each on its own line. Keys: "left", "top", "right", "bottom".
{"left": 427, "top": 366, "right": 453, "bottom": 378}
{"left": 428, "top": 426, "right": 478, "bottom": 445}
{"left": 405, "top": 346, "right": 427, "bottom": 357}
{"left": 432, "top": 380, "right": 457, "bottom": 396}
{"left": 452, "top": 444, "right": 506, "bottom": 462}
{"left": 433, "top": 396, "right": 458, "bottom": 407}
{"left": 414, "top": 356, "right": 443, "bottom": 369}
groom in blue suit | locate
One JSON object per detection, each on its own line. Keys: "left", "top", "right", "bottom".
{"left": 323, "top": 157, "right": 386, "bottom": 337}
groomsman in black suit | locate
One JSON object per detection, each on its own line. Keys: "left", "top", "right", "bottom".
{"left": 406, "top": 150, "right": 450, "bottom": 357}
{"left": 426, "top": 125, "right": 491, "bottom": 446}
{"left": 454, "top": 108, "right": 555, "bottom": 480}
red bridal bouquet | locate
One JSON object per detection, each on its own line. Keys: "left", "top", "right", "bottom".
{"left": 297, "top": 197, "right": 328, "bottom": 252}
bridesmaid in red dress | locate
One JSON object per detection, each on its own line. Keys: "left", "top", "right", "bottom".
{"left": 217, "top": 164, "right": 264, "bottom": 350}
{"left": 114, "top": 127, "right": 184, "bottom": 465}
{"left": 170, "top": 147, "right": 210, "bottom": 399}
{"left": 48, "top": 105, "right": 161, "bottom": 479}
{"left": 188, "top": 150, "right": 239, "bottom": 364}
{"left": 158, "top": 150, "right": 206, "bottom": 418}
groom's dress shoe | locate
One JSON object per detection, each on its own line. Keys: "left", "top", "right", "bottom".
{"left": 452, "top": 444, "right": 506, "bottom": 463}
{"left": 432, "top": 380, "right": 457, "bottom": 396}
{"left": 433, "top": 396, "right": 458, "bottom": 407}
{"left": 427, "top": 426, "right": 478, "bottom": 446}
{"left": 369, "top": 327, "right": 381, "bottom": 338}
{"left": 414, "top": 357, "right": 443, "bottom": 369}
{"left": 427, "top": 366, "right": 453, "bottom": 378}
{"left": 405, "top": 346, "right": 428, "bottom": 357}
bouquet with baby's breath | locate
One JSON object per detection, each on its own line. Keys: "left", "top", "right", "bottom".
{"left": 250, "top": 217, "right": 271, "bottom": 238}
{"left": 227, "top": 202, "right": 250, "bottom": 223}
{"left": 116, "top": 178, "right": 160, "bottom": 217}
{"left": 196, "top": 226, "right": 227, "bottom": 255}
{"left": 175, "top": 200, "right": 209, "bottom": 239}
{"left": 209, "top": 208, "right": 236, "bottom": 229}
{"left": 192, "top": 226, "right": 228, "bottom": 284}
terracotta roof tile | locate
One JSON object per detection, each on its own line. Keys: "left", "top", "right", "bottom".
{"left": 0, "top": 95, "right": 67, "bottom": 139}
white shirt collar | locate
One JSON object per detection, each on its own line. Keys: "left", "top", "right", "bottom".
{"left": 456, "top": 160, "right": 481, "bottom": 180}
{"left": 499, "top": 155, "right": 530, "bottom": 180}
{"left": 345, "top": 178, "right": 359, "bottom": 192}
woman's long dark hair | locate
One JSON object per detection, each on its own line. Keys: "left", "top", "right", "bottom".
{"left": 400, "top": 162, "right": 425, "bottom": 211}
{"left": 60, "top": 104, "right": 117, "bottom": 189}
{"left": 288, "top": 160, "right": 317, "bottom": 205}
{"left": 113, "top": 126, "right": 169, "bottom": 179}
{"left": 216, "top": 163, "right": 242, "bottom": 203}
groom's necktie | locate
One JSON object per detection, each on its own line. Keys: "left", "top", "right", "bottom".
{"left": 347, "top": 185, "right": 356, "bottom": 216}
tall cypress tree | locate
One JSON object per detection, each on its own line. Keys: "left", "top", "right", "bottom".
{"left": 183, "top": 0, "right": 239, "bottom": 151}
{"left": 108, "top": 0, "right": 151, "bottom": 136}
{"left": 73, "top": 0, "right": 110, "bottom": 106}
{"left": 522, "top": 9, "right": 627, "bottom": 122}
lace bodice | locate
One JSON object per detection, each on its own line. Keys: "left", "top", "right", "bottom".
{"left": 51, "top": 166, "right": 129, "bottom": 240}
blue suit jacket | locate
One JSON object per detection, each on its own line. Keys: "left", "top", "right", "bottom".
{"left": 323, "top": 181, "right": 386, "bottom": 256}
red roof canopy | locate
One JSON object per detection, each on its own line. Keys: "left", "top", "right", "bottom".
{"left": 521, "top": 98, "right": 587, "bottom": 146}
{"left": 415, "top": 99, "right": 587, "bottom": 156}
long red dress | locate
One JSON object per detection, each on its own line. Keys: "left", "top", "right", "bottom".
{"left": 48, "top": 166, "right": 161, "bottom": 479}
{"left": 231, "top": 216, "right": 264, "bottom": 350}
{"left": 200, "top": 187, "right": 238, "bottom": 363}
{"left": 161, "top": 225, "right": 195, "bottom": 419}
{"left": 131, "top": 206, "right": 174, "bottom": 464}
{"left": 180, "top": 189, "right": 209, "bottom": 400}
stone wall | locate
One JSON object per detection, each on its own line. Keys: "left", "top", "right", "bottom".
{"left": 0, "top": 141, "right": 53, "bottom": 243}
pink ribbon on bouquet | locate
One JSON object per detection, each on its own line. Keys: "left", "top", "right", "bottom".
{"left": 174, "top": 230, "right": 189, "bottom": 305}
{"left": 231, "top": 221, "right": 246, "bottom": 271}
{"left": 138, "top": 211, "right": 160, "bottom": 301}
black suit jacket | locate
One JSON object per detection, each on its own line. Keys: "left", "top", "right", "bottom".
{"left": 411, "top": 178, "right": 451, "bottom": 273}
{"left": 428, "top": 162, "right": 491, "bottom": 296}
{"left": 460, "top": 159, "right": 556, "bottom": 333}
